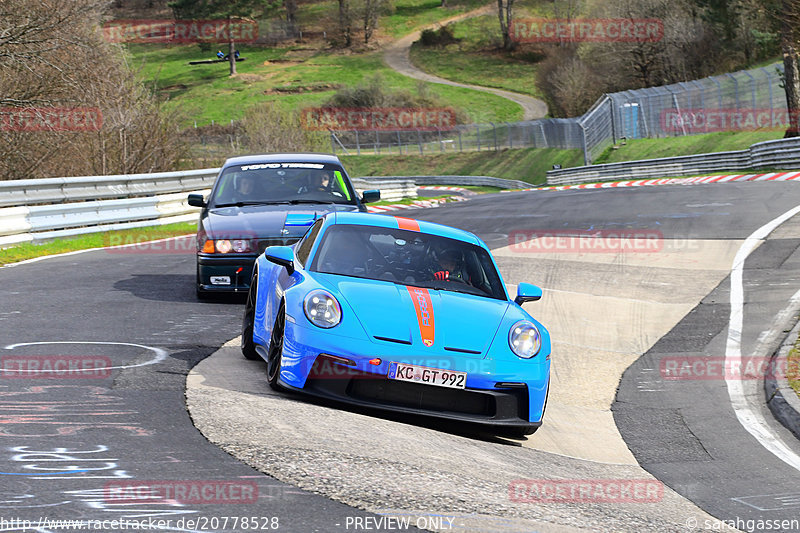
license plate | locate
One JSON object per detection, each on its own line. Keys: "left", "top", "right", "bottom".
{"left": 387, "top": 362, "right": 467, "bottom": 389}
{"left": 210, "top": 276, "right": 231, "bottom": 285}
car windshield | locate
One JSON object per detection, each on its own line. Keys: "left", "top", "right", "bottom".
{"left": 209, "top": 162, "right": 357, "bottom": 207}
{"left": 309, "top": 224, "right": 507, "bottom": 300}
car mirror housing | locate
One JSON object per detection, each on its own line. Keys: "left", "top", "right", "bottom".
{"left": 514, "top": 282, "right": 542, "bottom": 305}
{"left": 361, "top": 190, "right": 381, "bottom": 204}
{"left": 188, "top": 194, "right": 206, "bottom": 208}
{"left": 265, "top": 246, "right": 295, "bottom": 275}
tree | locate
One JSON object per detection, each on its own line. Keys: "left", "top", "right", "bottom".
{"left": 497, "top": 0, "right": 514, "bottom": 51}
{"left": 778, "top": 0, "right": 800, "bottom": 137}
{"left": 169, "top": 0, "right": 275, "bottom": 75}
{"left": 338, "top": 0, "right": 353, "bottom": 46}
{"left": 363, "top": 0, "right": 380, "bottom": 44}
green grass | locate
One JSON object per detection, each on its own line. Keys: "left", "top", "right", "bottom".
{"left": 380, "top": 0, "right": 489, "bottom": 38}
{"left": 788, "top": 333, "right": 800, "bottom": 399}
{"left": 409, "top": 15, "right": 543, "bottom": 98}
{"left": 594, "top": 130, "right": 786, "bottom": 165}
{"left": 0, "top": 222, "right": 197, "bottom": 266}
{"left": 343, "top": 146, "right": 583, "bottom": 184}
{"left": 128, "top": 44, "right": 522, "bottom": 126}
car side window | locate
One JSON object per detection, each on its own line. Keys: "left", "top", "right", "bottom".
{"left": 295, "top": 219, "right": 324, "bottom": 268}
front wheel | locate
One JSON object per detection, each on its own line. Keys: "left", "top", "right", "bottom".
{"left": 266, "top": 303, "right": 286, "bottom": 390}
{"left": 241, "top": 275, "right": 260, "bottom": 361}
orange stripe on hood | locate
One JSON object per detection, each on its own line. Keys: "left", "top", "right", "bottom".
{"left": 395, "top": 217, "right": 420, "bottom": 232}
{"left": 407, "top": 286, "right": 435, "bottom": 347}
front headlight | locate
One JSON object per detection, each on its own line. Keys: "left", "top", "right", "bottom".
{"left": 508, "top": 321, "right": 541, "bottom": 359}
{"left": 201, "top": 239, "right": 253, "bottom": 254}
{"left": 304, "top": 290, "right": 342, "bottom": 328}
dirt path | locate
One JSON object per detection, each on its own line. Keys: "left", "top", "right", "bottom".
{"left": 383, "top": 5, "right": 548, "bottom": 121}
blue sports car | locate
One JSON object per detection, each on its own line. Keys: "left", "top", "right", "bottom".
{"left": 241, "top": 212, "right": 550, "bottom": 436}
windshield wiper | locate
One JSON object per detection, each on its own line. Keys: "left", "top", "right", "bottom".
{"left": 213, "top": 201, "right": 290, "bottom": 208}
{"left": 287, "top": 199, "right": 336, "bottom": 205}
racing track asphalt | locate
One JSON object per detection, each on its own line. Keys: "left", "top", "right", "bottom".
{"left": 189, "top": 182, "right": 800, "bottom": 531}
{"left": 4, "top": 182, "right": 800, "bottom": 532}
{"left": 0, "top": 247, "right": 417, "bottom": 531}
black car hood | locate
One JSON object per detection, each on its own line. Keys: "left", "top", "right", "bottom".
{"left": 202, "top": 204, "right": 358, "bottom": 241}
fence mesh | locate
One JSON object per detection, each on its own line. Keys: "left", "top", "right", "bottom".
{"left": 328, "top": 62, "right": 787, "bottom": 164}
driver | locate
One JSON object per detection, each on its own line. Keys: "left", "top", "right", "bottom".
{"left": 234, "top": 174, "right": 257, "bottom": 196}
{"left": 432, "top": 248, "right": 469, "bottom": 282}
{"left": 300, "top": 171, "right": 330, "bottom": 194}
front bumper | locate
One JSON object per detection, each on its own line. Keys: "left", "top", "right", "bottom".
{"left": 274, "top": 319, "right": 550, "bottom": 428}
{"left": 281, "top": 359, "right": 537, "bottom": 429}
{"left": 197, "top": 253, "right": 257, "bottom": 293}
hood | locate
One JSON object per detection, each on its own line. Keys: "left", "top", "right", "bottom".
{"left": 318, "top": 275, "right": 510, "bottom": 358}
{"left": 203, "top": 204, "right": 355, "bottom": 241}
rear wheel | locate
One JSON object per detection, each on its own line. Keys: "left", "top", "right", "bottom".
{"left": 266, "top": 303, "right": 286, "bottom": 390}
{"left": 241, "top": 275, "right": 260, "bottom": 361}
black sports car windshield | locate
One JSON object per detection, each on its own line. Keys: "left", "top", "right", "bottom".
{"left": 209, "top": 162, "right": 358, "bottom": 208}
{"left": 310, "top": 224, "right": 507, "bottom": 300}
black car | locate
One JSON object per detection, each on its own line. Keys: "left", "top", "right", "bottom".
{"left": 188, "top": 153, "right": 380, "bottom": 298}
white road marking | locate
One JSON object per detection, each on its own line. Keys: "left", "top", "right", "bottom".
{"left": 725, "top": 204, "right": 800, "bottom": 471}
{"left": 2, "top": 341, "right": 167, "bottom": 373}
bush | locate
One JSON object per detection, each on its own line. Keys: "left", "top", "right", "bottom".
{"left": 419, "top": 24, "right": 459, "bottom": 47}
{"left": 241, "top": 103, "right": 328, "bottom": 153}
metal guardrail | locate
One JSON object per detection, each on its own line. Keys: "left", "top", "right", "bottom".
{"left": 0, "top": 171, "right": 517, "bottom": 247}
{"left": 356, "top": 175, "right": 531, "bottom": 189}
{"left": 546, "top": 137, "right": 800, "bottom": 186}
{"left": 0, "top": 168, "right": 220, "bottom": 208}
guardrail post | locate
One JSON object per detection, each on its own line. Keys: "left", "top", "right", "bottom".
{"left": 580, "top": 124, "right": 590, "bottom": 165}
{"left": 743, "top": 70, "right": 756, "bottom": 109}
{"left": 490, "top": 122, "right": 498, "bottom": 150}
{"left": 762, "top": 67, "right": 774, "bottom": 119}
{"left": 506, "top": 122, "right": 512, "bottom": 149}
{"left": 476, "top": 125, "right": 481, "bottom": 151}
{"left": 417, "top": 129, "right": 423, "bottom": 155}
{"left": 726, "top": 73, "right": 739, "bottom": 109}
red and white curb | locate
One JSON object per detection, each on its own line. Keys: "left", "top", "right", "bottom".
{"left": 511, "top": 171, "right": 800, "bottom": 192}
{"left": 367, "top": 195, "right": 468, "bottom": 213}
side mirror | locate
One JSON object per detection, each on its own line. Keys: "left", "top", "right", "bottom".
{"left": 361, "top": 189, "right": 381, "bottom": 204}
{"left": 188, "top": 194, "right": 206, "bottom": 208}
{"left": 264, "top": 246, "right": 295, "bottom": 275}
{"left": 514, "top": 282, "right": 542, "bottom": 305}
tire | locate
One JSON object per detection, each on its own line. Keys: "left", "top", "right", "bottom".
{"left": 266, "top": 303, "right": 286, "bottom": 390}
{"left": 241, "top": 275, "right": 260, "bottom": 361}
